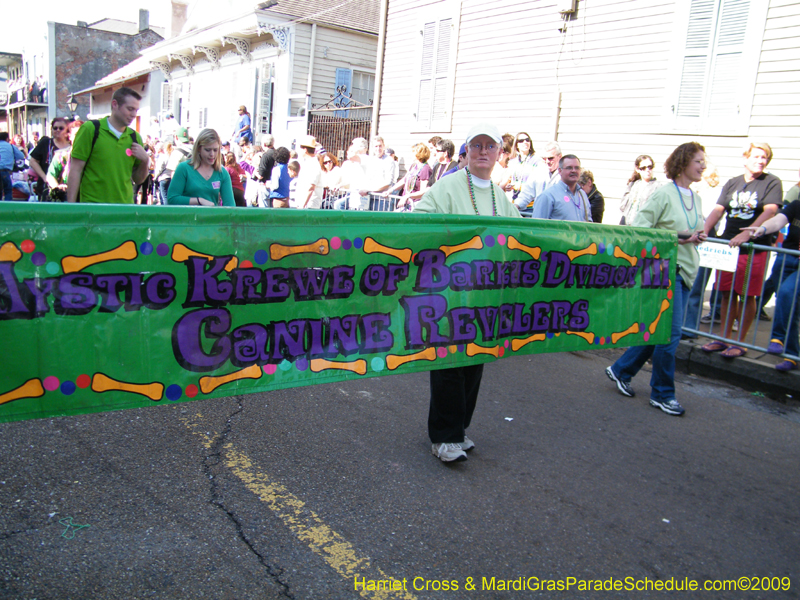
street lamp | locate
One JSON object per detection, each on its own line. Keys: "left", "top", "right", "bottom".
{"left": 67, "top": 94, "right": 78, "bottom": 114}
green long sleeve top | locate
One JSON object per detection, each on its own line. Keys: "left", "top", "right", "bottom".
{"left": 167, "top": 161, "right": 235, "bottom": 207}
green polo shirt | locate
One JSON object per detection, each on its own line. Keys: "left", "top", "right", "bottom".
{"left": 71, "top": 117, "right": 143, "bottom": 204}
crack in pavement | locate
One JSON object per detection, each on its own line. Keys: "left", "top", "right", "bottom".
{"left": 201, "top": 396, "right": 295, "bottom": 600}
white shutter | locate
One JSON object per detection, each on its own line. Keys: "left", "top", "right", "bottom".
{"left": 431, "top": 19, "right": 452, "bottom": 123}
{"left": 706, "top": 0, "right": 749, "bottom": 119}
{"left": 161, "top": 82, "right": 172, "bottom": 112}
{"left": 258, "top": 62, "right": 273, "bottom": 135}
{"left": 671, "top": 0, "right": 763, "bottom": 134}
{"left": 416, "top": 22, "right": 436, "bottom": 129}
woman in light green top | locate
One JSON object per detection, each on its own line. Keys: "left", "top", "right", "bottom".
{"left": 605, "top": 142, "right": 707, "bottom": 417}
{"left": 167, "top": 128, "right": 235, "bottom": 207}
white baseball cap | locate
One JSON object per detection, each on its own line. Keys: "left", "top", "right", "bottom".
{"left": 465, "top": 123, "right": 502, "bottom": 145}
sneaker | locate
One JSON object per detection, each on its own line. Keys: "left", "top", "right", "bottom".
{"left": 775, "top": 359, "right": 797, "bottom": 372}
{"left": 460, "top": 434, "right": 475, "bottom": 452}
{"left": 650, "top": 398, "right": 685, "bottom": 416}
{"left": 605, "top": 366, "right": 634, "bottom": 397}
{"left": 431, "top": 442, "right": 467, "bottom": 462}
{"left": 700, "top": 313, "right": 721, "bottom": 324}
{"left": 767, "top": 339, "right": 785, "bottom": 355}
{"left": 758, "top": 309, "right": 772, "bottom": 322}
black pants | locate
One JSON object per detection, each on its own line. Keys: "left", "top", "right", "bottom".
{"left": 232, "top": 187, "right": 246, "bottom": 207}
{"left": 428, "top": 364, "right": 484, "bottom": 443}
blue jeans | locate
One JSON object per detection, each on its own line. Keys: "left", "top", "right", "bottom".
{"left": 611, "top": 275, "right": 690, "bottom": 401}
{"left": 770, "top": 264, "right": 800, "bottom": 358}
{"left": 762, "top": 253, "right": 798, "bottom": 308}
{"left": 0, "top": 169, "right": 12, "bottom": 200}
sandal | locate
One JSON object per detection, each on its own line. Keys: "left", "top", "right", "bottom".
{"left": 720, "top": 345, "right": 747, "bottom": 358}
{"left": 701, "top": 340, "right": 728, "bottom": 353}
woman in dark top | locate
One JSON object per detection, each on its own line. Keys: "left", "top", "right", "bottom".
{"left": 29, "top": 117, "right": 71, "bottom": 201}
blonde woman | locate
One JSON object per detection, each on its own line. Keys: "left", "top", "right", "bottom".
{"left": 167, "top": 129, "right": 235, "bottom": 206}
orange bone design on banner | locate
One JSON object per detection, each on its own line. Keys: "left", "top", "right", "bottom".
{"left": 363, "top": 237, "right": 412, "bottom": 263}
{"left": 614, "top": 246, "right": 638, "bottom": 266}
{"left": 567, "top": 330, "right": 596, "bottom": 344}
{"left": 439, "top": 235, "right": 483, "bottom": 258}
{"left": 386, "top": 347, "right": 437, "bottom": 370}
{"left": 62, "top": 240, "right": 138, "bottom": 273}
{"left": 0, "top": 242, "right": 22, "bottom": 263}
{"left": 199, "top": 364, "right": 262, "bottom": 394}
{"left": 507, "top": 236, "right": 541, "bottom": 259}
{"left": 270, "top": 238, "right": 329, "bottom": 261}
{"left": 91, "top": 373, "right": 164, "bottom": 401}
{"left": 649, "top": 299, "right": 670, "bottom": 334}
{"left": 0, "top": 378, "right": 45, "bottom": 406}
{"left": 611, "top": 323, "right": 640, "bottom": 344}
{"left": 172, "top": 243, "right": 238, "bottom": 272}
{"left": 466, "top": 343, "right": 500, "bottom": 357}
{"left": 511, "top": 334, "right": 546, "bottom": 351}
{"left": 567, "top": 242, "right": 597, "bottom": 261}
{"left": 310, "top": 358, "right": 367, "bottom": 375}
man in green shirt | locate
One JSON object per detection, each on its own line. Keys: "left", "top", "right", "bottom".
{"left": 414, "top": 123, "right": 521, "bottom": 463}
{"left": 67, "top": 87, "right": 150, "bottom": 204}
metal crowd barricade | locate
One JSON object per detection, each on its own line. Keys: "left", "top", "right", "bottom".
{"left": 682, "top": 237, "right": 800, "bottom": 363}
{"left": 320, "top": 188, "right": 400, "bottom": 212}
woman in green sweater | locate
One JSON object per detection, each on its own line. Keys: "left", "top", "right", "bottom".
{"left": 167, "top": 128, "right": 235, "bottom": 206}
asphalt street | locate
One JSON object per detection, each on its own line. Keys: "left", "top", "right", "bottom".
{"left": 1, "top": 348, "right": 798, "bottom": 600}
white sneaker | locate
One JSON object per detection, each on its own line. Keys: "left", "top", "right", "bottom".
{"left": 460, "top": 434, "right": 475, "bottom": 452}
{"left": 431, "top": 442, "right": 467, "bottom": 462}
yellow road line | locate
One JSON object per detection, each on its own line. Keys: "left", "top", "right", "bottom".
{"left": 181, "top": 412, "right": 417, "bottom": 600}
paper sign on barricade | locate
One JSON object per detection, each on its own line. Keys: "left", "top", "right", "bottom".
{"left": 698, "top": 241, "right": 739, "bottom": 272}
{"left": 0, "top": 204, "right": 677, "bottom": 423}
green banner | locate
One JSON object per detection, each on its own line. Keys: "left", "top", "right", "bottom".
{"left": 0, "top": 204, "right": 676, "bottom": 423}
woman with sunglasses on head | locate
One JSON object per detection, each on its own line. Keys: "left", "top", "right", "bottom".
{"left": 29, "top": 118, "right": 71, "bottom": 201}
{"left": 620, "top": 154, "right": 662, "bottom": 224}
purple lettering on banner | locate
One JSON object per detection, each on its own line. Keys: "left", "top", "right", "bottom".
{"left": 542, "top": 252, "right": 569, "bottom": 288}
{"left": 511, "top": 303, "right": 532, "bottom": 334}
{"left": 231, "top": 324, "right": 270, "bottom": 366}
{"left": 521, "top": 260, "right": 540, "bottom": 286}
{"left": 569, "top": 300, "right": 590, "bottom": 329}
{"left": 360, "top": 313, "right": 393, "bottom": 352}
{"left": 96, "top": 274, "right": 131, "bottom": 312}
{"left": 475, "top": 306, "right": 499, "bottom": 340}
{"left": 329, "top": 265, "right": 355, "bottom": 297}
{"left": 400, "top": 294, "right": 450, "bottom": 347}
{"left": 24, "top": 278, "right": 57, "bottom": 315}
{"left": 360, "top": 264, "right": 386, "bottom": 296}
{"left": 232, "top": 269, "right": 264, "bottom": 303}
{"left": 497, "top": 304, "right": 514, "bottom": 337}
{"left": 292, "top": 268, "right": 329, "bottom": 299}
{"left": 449, "top": 263, "right": 472, "bottom": 290}
{"left": 144, "top": 273, "right": 176, "bottom": 308}
{"left": 451, "top": 307, "right": 477, "bottom": 343}
{"left": 385, "top": 264, "right": 409, "bottom": 294}
{"left": 531, "top": 302, "right": 551, "bottom": 332}
{"left": 172, "top": 307, "right": 232, "bottom": 372}
{"left": 413, "top": 250, "right": 449, "bottom": 292}
{"left": 307, "top": 319, "right": 326, "bottom": 356}
{"left": 0, "top": 262, "right": 31, "bottom": 317}
{"left": 185, "top": 256, "right": 233, "bottom": 306}
{"left": 127, "top": 274, "right": 143, "bottom": 309}
{"left": 272, "top": 320, "right": 307, "bottom": 360}
{"left": 57, "top": 274, "right": 96, "bottom": 315}
{"left": 551, "top": 301, "right": 572, "bottom": 331}
{"left": 264, "top": 268, "right": 291, "bottom": 301}
{"left": 327, "top": 315, "right": 359, "bottom": 355}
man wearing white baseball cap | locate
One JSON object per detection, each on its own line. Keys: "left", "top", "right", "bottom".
{"left": 414, "top": 122, "right": 521, "bottom": 463}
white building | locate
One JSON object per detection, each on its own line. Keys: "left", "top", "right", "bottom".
{"left": 134, "top": 0, "right": 380, "bottom": 152}
{"left": 374, "top": 0, "right": 800, "bottom": 221}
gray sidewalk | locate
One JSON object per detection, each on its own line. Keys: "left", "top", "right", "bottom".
{"left": 678, "top": 315, "right": 799, "bottom": 401}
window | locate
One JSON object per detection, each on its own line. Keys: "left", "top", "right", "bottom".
{"left": 257, "top": 62, "right": 273, "bottom": 135}
{"left": 333, "top": 68, "right": 374, "bottom": 117}
{"left": 411, "top": 2, "right": 459, "bottom": 133}
{"left": 667, "top": 0, "right": 768, "bottom": 134}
